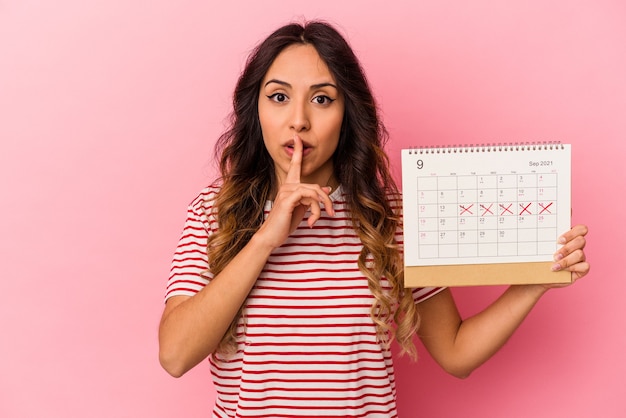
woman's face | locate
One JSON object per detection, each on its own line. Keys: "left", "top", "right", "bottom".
{"left": 258, "top": 44, "right": 345, "bottom": 186}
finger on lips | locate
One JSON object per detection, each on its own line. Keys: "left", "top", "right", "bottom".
{"left": 286, "top": 135, "right": 303, "bottom": 184}
{"left": 282, "top": 134, "right": 335, "bottom": 219}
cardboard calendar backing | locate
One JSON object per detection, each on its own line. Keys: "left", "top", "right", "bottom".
{"left": 405, "top": 262, "right": 570, "bottom": 287}
{"left": 402, "top": 143, "right": 572, "bottom": 287}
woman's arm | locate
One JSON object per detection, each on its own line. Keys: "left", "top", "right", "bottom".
{"left": 158, "top": 233, "right": 275, "bottom": 378}
{"left": 416, "top": 224, "right": 589, "bottom": 378}
{"left": 159, "top": 136, "right": 334, "bottom": 377}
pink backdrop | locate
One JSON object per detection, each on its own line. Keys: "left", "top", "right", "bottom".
{"left": 1, "top": 1, "right": 624, "bottom": 417}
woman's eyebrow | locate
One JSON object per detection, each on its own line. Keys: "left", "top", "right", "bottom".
{"left": 310, "top": 82, "right": 338, "bottom": 90}
{"left": 263, "top": 79, "right": 338, "bottom": 90}
{"left": 264, "top": 79, "right": 291, "bottom": 88}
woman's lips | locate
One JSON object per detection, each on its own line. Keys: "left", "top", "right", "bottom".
{"left": 285, "top": 143, "right": 312, "bottom": 157}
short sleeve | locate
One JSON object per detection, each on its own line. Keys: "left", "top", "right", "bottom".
{"left": 411, "top": 286, "right": 446, "bottom": 304}
{"left": 164, "top": 187, "right": 218, "bottom": 302}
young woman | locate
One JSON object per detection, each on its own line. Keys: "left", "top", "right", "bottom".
{"left": 159, "top": 21, "right": 589, "bottom": 417}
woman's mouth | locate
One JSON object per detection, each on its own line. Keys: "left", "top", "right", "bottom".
{"left": 285, "top": 143, "right": 312, "bottom": 156}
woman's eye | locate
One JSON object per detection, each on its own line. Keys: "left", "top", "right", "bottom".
{"left": 268, "top": 93, "right": 288, "bottom": 103}
{"left": 313, "top": 95, "right": 335, "bottom": 105}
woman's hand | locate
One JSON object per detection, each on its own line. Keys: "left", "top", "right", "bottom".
{"left": 254, "top": 135, "right": 335, "bottom": 249}
{"left": 548, "top": 224, "right": 590, "bottom": 286}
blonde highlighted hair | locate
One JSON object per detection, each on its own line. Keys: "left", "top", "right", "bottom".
{"left": 208, "top": 20, "right": 420, "bottom": 359}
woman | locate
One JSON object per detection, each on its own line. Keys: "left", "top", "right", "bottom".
{"left": 159, "top": 21, "right": 589, "bottom": 417}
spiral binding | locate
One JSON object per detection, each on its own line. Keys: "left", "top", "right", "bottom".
{"left": 407, "top": 141, "right": 564, "bottom": 154}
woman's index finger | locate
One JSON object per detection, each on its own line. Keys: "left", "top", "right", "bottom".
{"left": 286, "top": 135, "right": 303, "bottom": 184}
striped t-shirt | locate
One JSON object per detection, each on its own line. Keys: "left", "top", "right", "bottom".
{"left": 165, "top": 184, "right": 444, "bottom": 417}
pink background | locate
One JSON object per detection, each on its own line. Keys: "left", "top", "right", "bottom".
{"left": 1, "top": 1, "right": 624, "bottom": 417}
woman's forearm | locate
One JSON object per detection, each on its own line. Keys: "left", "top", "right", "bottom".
{"left": 158, "top": 234, "right": 274, "bottom": 377}
{"left": 452, "top": 285, "right": 548, "bottom": 377}
{"left": 418, "top": 285, "right": 550, "bottom": 378}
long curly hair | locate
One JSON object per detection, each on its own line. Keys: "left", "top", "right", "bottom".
{"left": 209, "top": 20, "right": 420, "bottom": 359}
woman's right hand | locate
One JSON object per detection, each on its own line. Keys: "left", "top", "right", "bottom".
{"left": 255, "top": 135, "right": 335, "bottom": 249}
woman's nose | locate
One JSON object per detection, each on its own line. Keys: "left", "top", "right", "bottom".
{"left": 289, "top": 101, "right": 310, "bottom": 132}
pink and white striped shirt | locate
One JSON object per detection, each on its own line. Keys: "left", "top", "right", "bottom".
{"left": 165, "top": 184, "right": 443, "bottom": 417}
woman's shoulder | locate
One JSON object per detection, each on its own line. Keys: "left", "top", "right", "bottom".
{"left": 188, "top": 182, "right": 223, "bottom": 213}
{"left": 385, "top": 188, "right": 403, "bottom": 211}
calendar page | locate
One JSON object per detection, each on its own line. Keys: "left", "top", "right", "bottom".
{"left": 401, "top": 144, "right": 571, "bottom": 269}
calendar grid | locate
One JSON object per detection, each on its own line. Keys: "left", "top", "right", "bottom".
{"left": 416, "top": 173, "right": 559, "bottom": 260}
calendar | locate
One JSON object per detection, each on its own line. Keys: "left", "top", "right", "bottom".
{"left": 401, "top": 143, "right": 572, "bottom": 287}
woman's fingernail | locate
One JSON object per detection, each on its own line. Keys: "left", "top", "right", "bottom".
{"left": 551, "top": 263, "right": 562, "bottom": 271}
{"left": 558, "top": 236, "right": 566, "bottom": 244}
{"left": 554, "top": 253, "right": 563, "bottom": 261}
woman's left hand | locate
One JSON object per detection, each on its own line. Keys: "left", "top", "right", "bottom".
{"left": 549, "top": 224, "right": 590, "bottom": 286}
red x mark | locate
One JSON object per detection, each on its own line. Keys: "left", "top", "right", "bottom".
{"left": 539, "top": 202, "right": 554, "bottom": 214}
{"left": 519, "top": 203, "right": 532, "bottom": 215}
{"left": 480, "top": 203, "right": 494, "bottom": 216}
{"left": 459, "top": 204, "right": 474, "bottom": 215}
{"left": 500, "top": 203, "right": 513, "bottom": 215}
